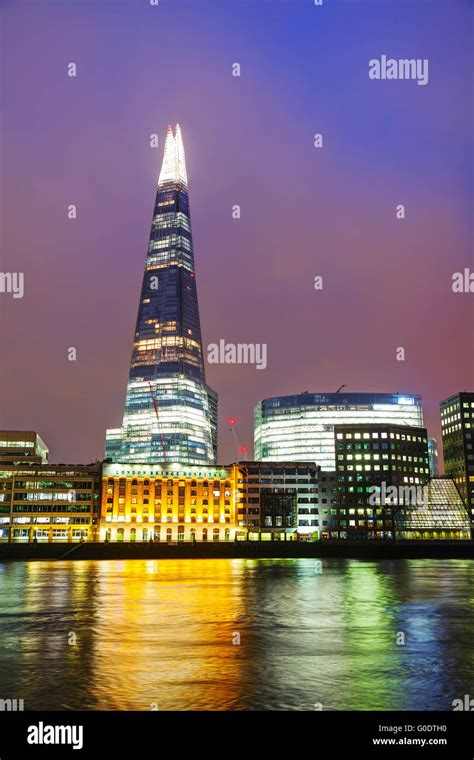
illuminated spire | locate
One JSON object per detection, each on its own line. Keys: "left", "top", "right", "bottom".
{"left": 175, "top": 124, "right": 187, "bottom": 185}
{"left": 106, "top": 120, "right": 217, "bottom": 466}
{"left": 158, "top": 123, "right": 188, "bottom": 186}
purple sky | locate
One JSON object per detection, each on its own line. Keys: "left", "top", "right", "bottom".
{"left": 1, "top": 0, "right": 473, "bottom": 467}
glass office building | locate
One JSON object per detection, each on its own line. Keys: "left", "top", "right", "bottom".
{"left": 0, "top": 461, "right": 101, "bottom": 543}
{"left": 394, "top": 478, "right": 471, "bottom": 540}
{"left": 106, "top": 125, "right": 217, "bottom": 465}
{"left": 440, "top": 392, "right": 474, "bottom": 523}
{"left": 0, "top": 431, "right": 49, "bottom": 465}
{"left": 254, "top": 392, "right": 423, "bottom": 471}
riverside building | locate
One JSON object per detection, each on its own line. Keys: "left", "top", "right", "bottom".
{"left": 394, "top": 477, "right": 471, "bottom": 541}
{"left": 324, "top": 423, "right": 470, "bottom": 540}
{"left": 99, "top": 461, "right": 326, "bottom": 541}
{"left": 234, "top": 461, "right": 320, "bottom": 540}
{"left": 100, "top": 462, "right": 236, "bottom": 542}
{"left": 440, "top": 392, "right": 474, "bottom": 524}
{"left": 254, "top": 392, "right": 423, "bottom": 471}
{"left": 0, "top": 433, "right": 101, "bottom": 543}
{"left": 331, "top": 422, "right": 430, "bottom": 539}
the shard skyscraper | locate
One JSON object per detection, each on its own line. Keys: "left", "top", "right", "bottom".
{"left": 106, "top": 125, "right": 217, "bottom": 465}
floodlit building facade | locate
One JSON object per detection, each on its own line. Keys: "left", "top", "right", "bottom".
{"left": 254, "top": 392, "right": 423, "bottom": 471}
{"left": 106, "top": 124, "right": 217, "bottom": 465}
{"left": 100, "top": 462, "right": 237, "bottom": 542}
{"left": 100, "top": 460, "right": 333, "bottom": 542}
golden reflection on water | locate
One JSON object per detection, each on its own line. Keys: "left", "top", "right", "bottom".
{"left": 91, "top": 559, "right": 246, "bottom": 710}
{"left": 0, "top": 558, "right": 473, "bottom": 710}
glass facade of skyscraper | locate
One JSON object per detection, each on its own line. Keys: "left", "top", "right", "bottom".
{"left": 106, "top": 125, "right": 217, "bottom": 465}
{"left": 254, "top": 392, "right": 423, "bottom": 471}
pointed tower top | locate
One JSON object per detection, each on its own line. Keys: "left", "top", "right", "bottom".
{"left": 158, "top": 124, "right": 188, "bottom": 186}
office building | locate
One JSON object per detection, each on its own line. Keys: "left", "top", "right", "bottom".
{"left": 331, "top": 422, "right": 430, "bottom": 539}
{"left": 254, "top": 392, "right": 423, "bottom": 470}
{"left": 235, "top": 461, "right": 319, "bottom": 540}
{"left": 0, "top": 431, "right": 48, "bottom": 465}
{"left": 440, "top": 392, "right": 474, "bottom": 522}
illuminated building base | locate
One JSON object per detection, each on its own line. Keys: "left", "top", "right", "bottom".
{"left": 99, "top": 523, "right": 236, "bottom": 543}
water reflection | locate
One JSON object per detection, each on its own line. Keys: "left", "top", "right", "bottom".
{"left": 0, "top": 559, "right": 472, "bottom": 710}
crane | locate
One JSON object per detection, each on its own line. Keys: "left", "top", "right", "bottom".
{"left": 148, "top": 380, "right": 168, "bottom": 463}
{"left": 228, "top": 417, "right": 248, "bottom": 462}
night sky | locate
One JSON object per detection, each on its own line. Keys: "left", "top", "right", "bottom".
{"left": 1, "top": 0, "right": 473, "bottom": 467}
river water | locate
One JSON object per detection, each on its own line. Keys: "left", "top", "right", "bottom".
{"left": 0, "top": 558, "right": 472, "bottom": 710}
